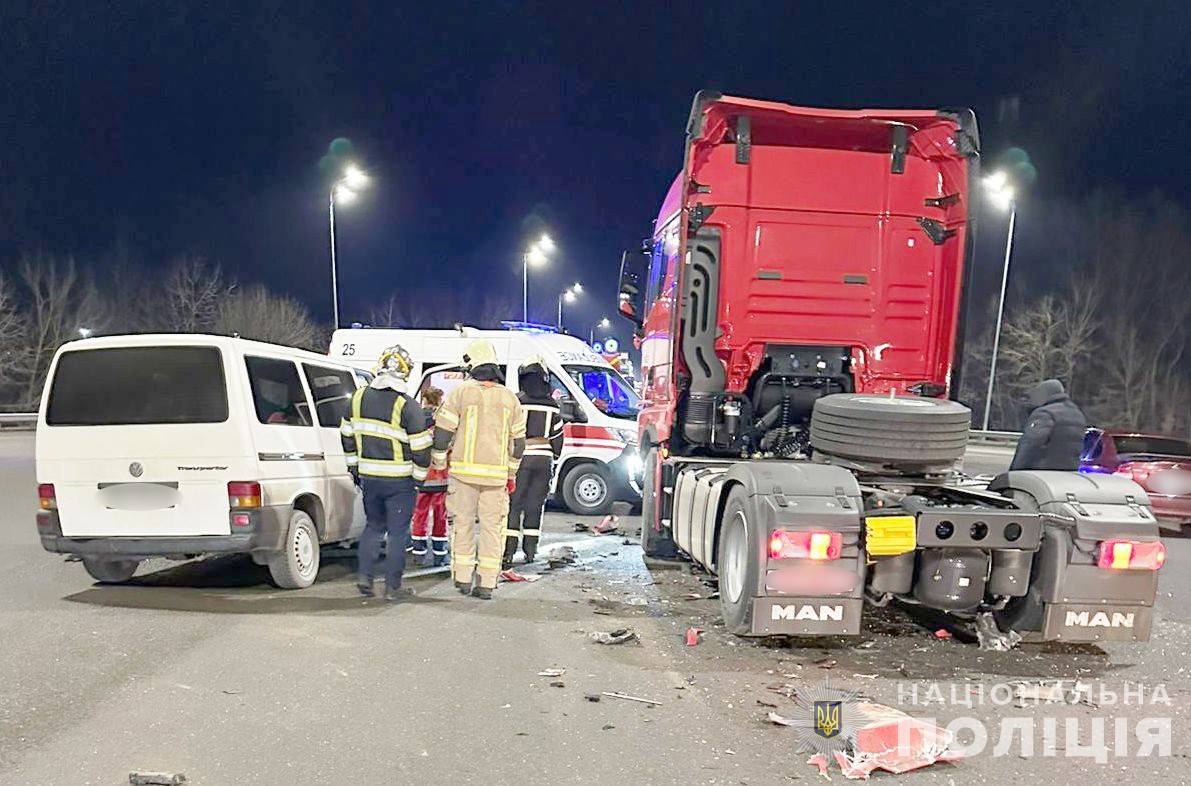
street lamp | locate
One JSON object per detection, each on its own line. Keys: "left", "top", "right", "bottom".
{"left": 981, "top": 170, "right": 1018, "bottom": 432}
{"left": 557, "top": 283, "right": 581, "bottom": 331}
{"left": 590, "top": 316, "right": 611, "bottom": 344}
{"left": 329, "top": 163, "right": 370, "bottom": 328}
{"left": 523, "top": 235, "right": 554, "bottom": 322}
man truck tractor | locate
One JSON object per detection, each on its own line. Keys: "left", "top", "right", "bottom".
{"left": 619, "top": 92, "right": 1162, "bottom": 643}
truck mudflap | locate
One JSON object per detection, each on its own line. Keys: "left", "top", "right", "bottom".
{"left": 1042, "top": 604, "right": 1154, "bottom": 643}
{"left": 751, "top": 598, "right": 863, "bottom": 636}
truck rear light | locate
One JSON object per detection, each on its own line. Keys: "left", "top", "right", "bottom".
{"left": 231, "top": 512, "right": 253, "bottom": 528}
{"left": 38, "top": 483, "right": 57, "bottom": 511}
{"left": 769, "top": 530, "right": 841, "bottom": 561}
{"left": 1097, "top": 540, "right": 1165, "bottom": 571}
{"left": 228, "top": 481, "right": 262, "bottom": 508}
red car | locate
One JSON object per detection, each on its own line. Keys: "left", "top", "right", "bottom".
{"left": 1081, "top": 429, "right": 1191, "bottom": 528}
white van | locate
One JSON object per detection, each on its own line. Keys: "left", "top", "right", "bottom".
{"left": 330, "top": 326, "right": 642, "bottom": 515}
{"left": 35, "top": 334, "right": 368, "bottom": 588}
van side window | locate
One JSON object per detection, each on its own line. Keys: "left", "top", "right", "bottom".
{"left": 245, "top": 357, "right": 312, "bottom": 427}
{"left": 302, "top": 364, "right": 357, "bottom": 427}
{"left": 419, "top": 366, "right": 469, "bottom": 400}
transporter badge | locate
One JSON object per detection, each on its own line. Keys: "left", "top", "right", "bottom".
{"left": 792, "top": 678, "right": 862, "bottom": 756}
{"left": 128, "top": 462, "right": 143, "bottom": 478}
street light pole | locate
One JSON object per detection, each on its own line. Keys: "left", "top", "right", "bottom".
{"left": 981, "top": 202, "right": 1017, "bottom": 431}
{"left": 523, "top": 253, "right": 529, "bottom": 322}
{"left": 329, "top": 190, "right": 339, "bottom": 328}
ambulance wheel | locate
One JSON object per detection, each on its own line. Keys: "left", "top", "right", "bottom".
{"left": 717, "top": 487, "right": 760, "bottom": 636}
{"left": 562, "top": 462, "right": 613, "bottom": 516}
{"left": 82, "top": 557, "right": 140, "bottom": 584}
{"left": 268, "top": 509, "right": 320, "bottom": 589}
{"left": 640, "top": 447, "right": 678, "bottom": 558}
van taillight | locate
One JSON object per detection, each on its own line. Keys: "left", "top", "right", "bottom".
{"left": 769, "top": 530, "right": 841, "bottom": 560}
{"left": 228, "top": 482, "right": 262, "bottom": 508}
{"left": 1097, "top": 540, "right": 1165, "bottom": 571}
{"left": 38, "top": 484, "right": 57, "bottom": 511}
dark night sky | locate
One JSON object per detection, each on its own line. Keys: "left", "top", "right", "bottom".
{"left": 2, "top": 0, "right": 1189, "bottom": 346}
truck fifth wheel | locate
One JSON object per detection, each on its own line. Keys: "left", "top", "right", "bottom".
{"left": 618, "top": 92, "right": 1162, "bottom": 642}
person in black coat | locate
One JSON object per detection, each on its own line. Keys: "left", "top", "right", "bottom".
{"left": 1009, "top": 379, "right": 1087, "bottom": 471}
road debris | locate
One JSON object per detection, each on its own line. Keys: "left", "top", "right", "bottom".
{"left": 602, "top": 723, "right": 615, "bottom": 730}
{"left": 585, "top": 693, "right": 601, "bottom": 702}
{"left": 933, "top": 628, "right": 952, "bottom": 639}
{"left": 975, "top": 611, "right": 1022, "bottom": 651}
{"left": 500, "top": 570, "right": 541, "bottom": 583}
{"left": 129, "top": 774, "right": 187, "bottom": 786}
{"left": 602, "top": 691, "right": 662, "bottom": 706}
{"left": 547, "top": 545, "right": 578, "bottom": 568}
{"left": 685, "top": 627, "right": 704, "bottom": 646}
{"left": 767, "top": 711, "right": 797, "bottom": 727}
{"left": 573, "top": 522, "right": 591, "bottom": 532}
{"left": 589, "top": 628, "right": 638, "bottom": 645}
{"left": 592, "top": 515, "right": 620, "bottom": 535}
{"left": 1009, "top": 680, "right": 1098, "bottom": 708}
{"left": 538, "top": 668, "right": 566, "bottom": 677}
{"left": 549, "top": 680, "right": 565, "bottom": 688}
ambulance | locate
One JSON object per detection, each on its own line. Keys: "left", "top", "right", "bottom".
{"left": 329, "top": 324, "right": 642, "bottom": 515}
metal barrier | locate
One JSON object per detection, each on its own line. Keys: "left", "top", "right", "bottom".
{"left": 967, "top": 429, "right": 1021, "bottom": 448}
{"left": 0, "top": 413, "right": 37, "bottom": 430}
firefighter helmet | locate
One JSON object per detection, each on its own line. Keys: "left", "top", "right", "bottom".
{"left": 518, "top": 354, "right": 549, "bottom": 382}
{"left": 462, "top": 338, "right": 498, "bottom": 370}
{"left": 375, "top": 344, "right": 413, "bottom": 379}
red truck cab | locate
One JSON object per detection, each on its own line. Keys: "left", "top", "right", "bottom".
{"left": 622, "top": 92, "right": 977, "bottom": 452}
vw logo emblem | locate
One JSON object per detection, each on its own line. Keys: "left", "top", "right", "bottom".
{"left": 129, "top": 462, "right": 144, "bottom": 478}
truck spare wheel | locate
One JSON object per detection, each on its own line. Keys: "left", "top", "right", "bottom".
{"left": 809, "top": 394, "right": 971, "bottom": 469}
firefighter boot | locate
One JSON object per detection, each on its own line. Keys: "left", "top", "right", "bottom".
{"left": 471, "top": 585, "right": 493, "bottom": 600}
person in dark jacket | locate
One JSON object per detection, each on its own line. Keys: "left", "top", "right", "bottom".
{"left": 503, "top": 356, "right": 565, "bottom": 568}
{"left": 1009, "top": 379, "right": 1087, "bottom": 471}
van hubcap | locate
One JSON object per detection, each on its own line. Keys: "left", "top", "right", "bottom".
{"left": 575, "top": 474, "right": 608, "bottom": 506}
{"left": 294, "top": 525, "right": 316, "bottom": 576}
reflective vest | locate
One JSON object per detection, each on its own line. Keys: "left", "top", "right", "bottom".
{"left": 433, "top": 380, "right": 526, "bottom": 486}
{"left": 340, "top": 386, "right": 432, "bottom": 481}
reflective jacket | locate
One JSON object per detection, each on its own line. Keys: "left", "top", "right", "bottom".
{"left": 519, "top": 392, "right": 564, "bottom": 461}
{"left": 340, "top": 386, "right": 432, "bottom": 481}
{"left": 432, "top": 375, "right": 526, "bottom": 487}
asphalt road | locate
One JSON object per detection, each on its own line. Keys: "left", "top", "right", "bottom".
{"left": 1, "top": 432, "right": 1188, "bottom": 785}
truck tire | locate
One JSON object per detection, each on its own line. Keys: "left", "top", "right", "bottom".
{"left": 640, "top": 447, "right": 679, "bottom": 558}
{"left": 717, "top": 486, "right": 760, "bottom": 635}
{"left": 561, "top": 462, "right": 614, "bottom": 516}
{"left": 810, "top": 394, "right": 971, "bottom": 467}
{"left": 82, "top": 557, "right": 140, "bottom": 584}
{"left": 268, "top": 509, "right": 321, "bottom": 589}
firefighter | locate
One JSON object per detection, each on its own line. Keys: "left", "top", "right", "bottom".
{"left": 431, "top": 339, "right": 525, "bottom": 600}
{"left": 340, "top": 344, "right": 431, "bottom": 602}
{"left": 410, "top": 387, "right": 450, "bottom": 566}
{"left": 503, "top": 355, "right": 564, "bottom": 568}
{"left": 1009, "top": 378, "right": 1087, "bottom": 471}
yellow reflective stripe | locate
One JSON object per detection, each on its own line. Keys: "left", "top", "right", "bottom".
{"left": 351, "top": 387, "right": 366, "bottom": 458}
{"left": 357, "top": 460, "right": 414, "bottom": 477}
{"left": 478, "top": 556, "right": 502, "bottom": 569}
{"left": 409, "top": 429, "right": 432, "bottom": 450}
{"left": 339, "top": 421, "right": 354, "bottom": 437}
{"left": 510, "top": 410, "right": 527, "bottom": 438}
{"left": 451, "top": 463, "right": 508, "bottom": 479}
{"left": 463, "top": 405, "right": 478, "bottom": 465}
{"left": 438, "top": 408, "right": 459, "bottom": 427}
{"left": 453, "top": 556, "right": 478, "bottom": 567}
{"left": 500, "top": 409, "right": 510, "bottom": 463}
{"left": 412, "top": 464, "right": 428, "bottom": 481}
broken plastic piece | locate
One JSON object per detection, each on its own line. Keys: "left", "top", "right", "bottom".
{"left": 129, "top": 774, "right": 187, "bottom": 786}
{"left": 500, "top": 570, "right": 541, "bottom": 583}
{"left": 933, "top": 628, "right": 953, "bottom": 639}
{"left": 589, "top": 628, "right": 638, "bottom": 645}
{"left": 547, "top": 545, "right": 578, "bottom": 568}
{"left": 584, "top": 693, "right": 601, "bottom": 702}
{"left": 811, "top": 702, "right": 963, "bottom": 779}
{"left": 538, "top": 668, "right": 565, "bottom": 677}
{"left": 685, "top": 627, "right": 704, "bottom": 646}
{"left": 593, "top": 515, "right": 620, "bottom": 535}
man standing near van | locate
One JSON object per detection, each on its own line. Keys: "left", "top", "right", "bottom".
{"left": 431, "top": 339, "right": 526, "bottom": 600}
{"left": 341, "top": 344, "right": 431, "bottom": 602}
{"left": 503, "top": 356, "right": 564, "bottom": 569}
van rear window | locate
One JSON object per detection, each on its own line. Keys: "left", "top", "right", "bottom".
{"left": 46, "top": 346, "right": 229, "bottom": 426}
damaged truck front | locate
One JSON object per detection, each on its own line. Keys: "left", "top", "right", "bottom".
{"left": 619, "top": 92, "right": 1163, "bottom": 643}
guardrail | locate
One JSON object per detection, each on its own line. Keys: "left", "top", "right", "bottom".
{"left": 968, "top": 429, "right": 1021, "bottom": 448}
{"left": 0, "top": 413, "right": 37, "bottom": 430}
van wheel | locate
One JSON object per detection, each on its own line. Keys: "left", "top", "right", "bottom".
{"left": 268, "top": 509, "right": 320, "bottom": 589}
{"left": 82, "top": 557, "right": 140, "bottom": 584}
{"left": 717, "top": 487, "right": 760, "bottom": 635}
{"left": 562, "top": 462, "right": 613, "bottom": 516}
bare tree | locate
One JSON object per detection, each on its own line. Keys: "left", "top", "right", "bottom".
{"left": 12, "top": 255, "right": 111, "bottom": 407}
{"left": 215, "top": 285, "right": 323, "bottom": 349}
{"left": 0, "top": 273, "right": 23, "bottom": 395}
{"left": 157, "top": 256, "right": 232, "bottom": 333}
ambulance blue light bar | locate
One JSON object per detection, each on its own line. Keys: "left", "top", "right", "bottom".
{"left": 500, "top": 321, "right": 559, "bottom": 334}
